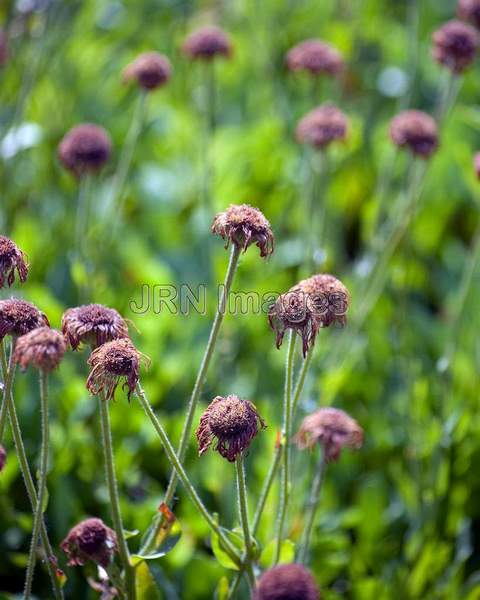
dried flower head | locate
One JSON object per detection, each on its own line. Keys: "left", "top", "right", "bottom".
{"left": 62, "top": 304, "right": 129, "bottom": 351}
{"left": 0, "top": 299, "right": 49, "bottom": 340}
{"left": 475, "top": 152, "right": 480, "bottom": 178}
{"left": 0, "top": 445, "right": 6, "bottom": 473}
{"left": 390, "top": 110, "right": 438, "bottom": 158}
{"left": 86, "top": 338, "right": 147, "bottom": 401}
{"left": 196, "top": 395, "right": 265, "bottom": 462}
{"left": 253, "top": 563, "right": 320, "bottom": 600}
{"left": 432, "top": 20, "right": 478, "bottom": 73}
{"left": 296, "top": 105, "right": 348, "bottom": 149}
{"left": 61, "top": 518, "right": 117, "bottom": 568}
{"left": 0, "top": 236, "right": 29, "bottom": 288}
{"left": 14, "top": 327, "right": 66, "bottom": 372}
{"left": 295, "top": 407, "right": 363, "bottom": 462}
{"left": 182, "top": 25, "right": 232, "bottom": 60}
{"left": 459, "top": 0, "right": 480, "bottom": 29}
{"left": 58, "top": 124, "right": 111, "bottom": 177}
{"left": 269, "top": 274, "right": 350, "bottom": 357}
{"left": 212, "top": 204, "right": 274, "bottom": 257}
{"left": 0, "top": 30, "right": 8, "bottom": 67}
{"left": 286, "top": 39, "right": 343, "bottom": 76}
{"left": 123, "top": 52, "right": 172, "bottom": 90}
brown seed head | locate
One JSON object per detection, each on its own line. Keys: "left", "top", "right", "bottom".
{"left": 296, "top": 105, "right": 348, "bottom": 149}
{"left": 0, "top": 299, "right": 49, "bottom": 340}
{"left": 0, "top": 30, "right": 8, "bottom": 67}
{"left": 253, "top": 563, "right": 320, "bottom": 600}
{"left": 58, "top": 124, "right": 111, "bottom": 177}
{"left": 0, "top": 236, "right": 29, "bottom": 288}
{"left": 474, "top": 152, "right": 480, "bottom": 179}
{"left": 459, "top": 0, "right": 480, "bottom": 29}
{"left": 295, "top": 407, "right": 363, "bottom": 462}
{"left": 286, "top": 39, "right": 343, "bottom": 76}
{"left": 390, "top": 110, "right": 438, "bottom": 158}
{"left": 212, "top": 204, "right": 274, "bottom": 257}
{"left": 123, "top": 52, "right": 172, "bottom": 90}
{"left": 0, "top": 445, "right": 6, "bottom": 473}
{"left": 61, "top": 518, "right": 117, "bottom": 568}
{"left": 182, "top": 25, "right": 232, "bottom": 60}
{"left": 62, "top": 304, "right": 129, "bottom": 351}
{"left": 14, "top": 327, "right": 66, "bottom": 372}
{"left": 196, "top": 395, "right": 266, "bottom": 462}
{"left": 86, "top": 338, "right": 147, "bottom": 401}
{"left": 432, "top": 19, "right": 478, "bottom": 73}
{"left": 297, "top": 274, "right": 350, "bottom": 328}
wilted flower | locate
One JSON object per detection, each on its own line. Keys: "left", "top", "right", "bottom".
{"left": 390, "top": 110, "right": 438, "bottom": 158}
{"left": 286, "top": 39, "right": 343, "bottom": 76}
{"left": 62, "top": 304, "right": 129, "bottom": 350}
{"left": 298, "top": 274, "right": 350, "bottom": 328}
{"left": 0, "top": 30, "right": 8, "bottom": 67}
{"left": 196, "top": 395, "right": 265, "bottom": 462}
{"left": 432, "top": 20, "right": 478, "bottom": 73}
{"left": 182, "top": 25, "right": 232, "bottom": 60}
{"left": 253, "top": 563, "right": 320, "bottom": 600}
{"left": 296, "top": 105, "right": 348, "bottom": 149}
{"left": 58, "top": 124, "right": 111, "bottom": 177}
{"left": 474, "top": 152, "right": 480, "bottom": 178}
{"left": 0, "top": 299, "right": 49, "bottom": 340}
{"left": 61, "top": 518, "right": 117, "bottom": 568}
{"left": 14, "top": 327, "right": 66, "bottom": 372}
{"left": 123, "top": 52, "right": 172, "bottom": 90}
{"left": 212, "top": 204, "right": 274, "bottom": 257}
{"left": 295, "top": 407, "right": 363, "bottom": 462}
{"left": 459, "top": 0, "right": 480, "bottom": 29}
{"left": 0, "top": 445, "right": 6, "bottom": 473}
{"left": 0, "top": 236, "right": 29, "bottom": 288}
{"left": 86, "top": 338, "right": 147, "bottom": 401}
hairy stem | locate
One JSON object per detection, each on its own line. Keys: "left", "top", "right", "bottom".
{"left": 0, "top": 339, "right": 16, "bottom": 444}
{"left": 24, "top": 371, "right": 51, "bottom": 599}
{"left": 98, "top": 395, "right": 135, "bottom": 600}
{"left": 135, "top": 383, "right": 241, "bottom": 565}
{"left": 236, "top": 456, "right": 255, "bottom": 590}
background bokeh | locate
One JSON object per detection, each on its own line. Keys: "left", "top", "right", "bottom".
{"left": 1, "top": 0, "right": 480, "bottom": 598}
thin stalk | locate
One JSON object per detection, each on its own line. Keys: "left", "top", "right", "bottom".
{"left": 235, "top": 456, "right": 255, "bottom": 590}
{"left": 24, "top": 370, "right": 50, "bottom": 599}
{"left": 135, "top": 383, "right": 241, "bottom": 565}
{"left": 2, "top": 342, "right": 63, "bottom": 600}
{"left": 297, "top": 450, "right": 327, "bottom": 564}
{"left": 0, "top": 338, "right": 16, "bottom": 443}
{"left": 74, "top": 174, "right": 92, "bottom": 261}
{"left": 98, "top": 395, "right": 135, "bottom": 600}
{"left": 291, "top": 347, "right": 314, "bottom": 418}
{"left": 159, "top": 244, "right": 241, "bottom": 512}
{"left": 305, "top": 150, "right": 328, "bottom": 274}
{"left": 252, "top": 443, "right": 283, "bottom": 537}
{"left": 206, "top": 60, "right": 217, "bottom": 134}
{"left": 274, "top": 332, "right": 296, "bottom": 564}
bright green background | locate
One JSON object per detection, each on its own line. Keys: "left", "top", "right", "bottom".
{"left": 2, "top": 0, "right": 480, "bottom": 598}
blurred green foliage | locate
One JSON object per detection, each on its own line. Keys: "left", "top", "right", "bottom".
{"left": 2, "top": 0, "right": 480, "bottom": 598}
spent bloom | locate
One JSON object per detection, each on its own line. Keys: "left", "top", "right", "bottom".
{"left": 86, "top": 338, "right": 147, "bottom": 401}
{"left": 458, "top": 0, "right": 480, "bottom": 29}
{"left": 295, "top": 407, "right": 363, "bottom": 462}
{"left": 61, "top": 518, "right": 117, "bottom": 568}
{"left": 62, "top": 303, "right": 129, "bottom": 350}
{"left": 123, "top": 52, "right": 172, "bottom": 90}
{"left": 212, "top": 204, "right": 274, "bottom": 257}
{"left": 432, "top": 20, "right": 478, "bottom": 73}
{"left": 183, "top": 25, "right": 232, "bottom": 60}
{"left": 390, "top": 110, "right": 438, "bottom": 158}
{"left": 58, "top": 124, "right": 111, "bottom": 177}
{"left": 196, "top": 395, "right": 266, "bottom": 462}
{"left": 286, "top": 39, "right": 343, "bottom": 76}
{"left": 0, "top": 445, "right": 6, "bottom": 473}
{"left": 253, "top": 563, "right": 320, "bottom": 600}
{"left": 14, "top": 327, "right": 66, "bottom": 372}
{"left": 0, "top": 235, "right": 29, "bottom": 288}
{"left": 296, "top": 104, "right": 348, "bottom": 149}
{"left": 0, "top": 299, "right": 49, "bottom": 340}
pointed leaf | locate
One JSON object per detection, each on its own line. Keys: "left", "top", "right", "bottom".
{"left": 211, "top": 528, "right": 244, "bottom": 571}
{"left": 215, "top": 576, "right": 230, "bottom": 600}
{"left": 132, "top": 503, "right": 181, "bottom": 565}
{"left": 135, "top": 562, "right": 163, "bottom": 600}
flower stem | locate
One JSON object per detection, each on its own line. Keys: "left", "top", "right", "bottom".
{"left": 135, "top": 382, "right": 241, "bottom": 565}
{"left": 235, "top": 455, "right": 255, "bottom": 590}
{"left": 274, "top": 331, "right": 296, "bottom": 565}
{"left": 0, "top": 338, "right": 16, "bottom": 444}
{"left": 297, "top": 450, "right": 327, "bottom": 565}
{"left": 159, "top": 244, "right": 241, "bottom": 511}
{"left": 98, "top": 395, "right": 136, "bottom": 600}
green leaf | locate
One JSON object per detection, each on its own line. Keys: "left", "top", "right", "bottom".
{"left": 211, "top": 528, "right": 244, "bottom": 571}
{"left": 132, "top": 503, "right": 181, "bottom": 565}
{"left": 135, "top": 562, "right": 162, "bottom": 600}
{"left": 215, "top": 576, "right": 230, "bottom": 600}
{"left": 124, "top": 529, "right": 140, "bottom": 540}
{"left": 259, "top": 539, "right": 295, "bottom": 568}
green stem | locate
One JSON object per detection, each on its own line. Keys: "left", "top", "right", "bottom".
{"left": 98, "top": 395, "right": 135, "bottom": 600}
{"left": 135, "top": 383, "right": 241, "bottom": 565}
{"left": 291, "top": 347, "right": 314, "bottom": 419}
{"left": 74, "top": 175, "right": 92, "bottom": 261}
{"left": 24, "top": 371, "right": 50, "bottom": 599}
{"left": 297, "top": 450, "right": 327, "bottom": 564}
{"left": 274, "top": 332, "right": 296, "bottom": 565}
{"left": 235, "top": 456, "right": 255, "bottom": 590}
{"left": 0, "top": 339, "right": 16, "bottom": 443}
